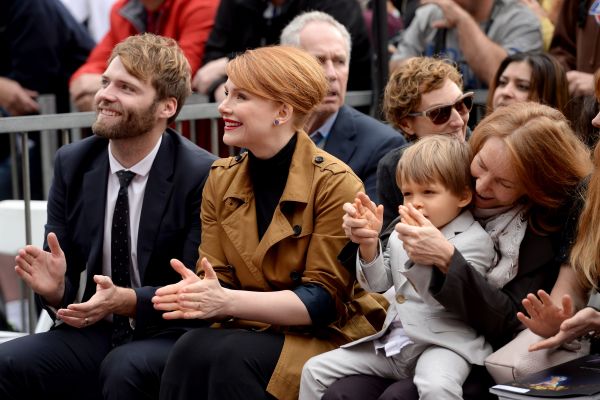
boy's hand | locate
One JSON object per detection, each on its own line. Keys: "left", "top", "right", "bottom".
{"left": 344, "top": 192, "right": 383, "bottom": 262}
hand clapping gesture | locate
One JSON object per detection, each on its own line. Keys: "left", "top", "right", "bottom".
{"left": 515, "top": 289, "right": 600, "bottom": 351}
{"left": 153, "top": 257, "right": 231, "bottom": 320}
{"left": 57, "top": 275, "right": 120, "bottom": 328}
{"left": 341, "top": 192, "right": 384, "bottom": 262}
{"left": 14, "top": 232, "right": 66, "bottom": 307}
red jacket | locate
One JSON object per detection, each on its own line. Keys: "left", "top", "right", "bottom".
{"left": 71, "top": 0, "right": 217, "bottom": 82}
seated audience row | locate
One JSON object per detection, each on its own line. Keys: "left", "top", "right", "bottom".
{"left": 1, "top": 3, "right": 600, "bottom": 400}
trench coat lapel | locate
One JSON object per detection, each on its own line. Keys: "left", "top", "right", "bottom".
{"left": 252, "top": 132, "right": 315, "bottom": 268}
{"left": 220, "top": 155, "right": 265, "bottom": 285}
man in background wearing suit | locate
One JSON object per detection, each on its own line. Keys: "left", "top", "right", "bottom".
{"left": 281, "top": 11, "right": 405, "bottom": 203}
{"left": 0, "top": 33, "right": 216, "bottom": 400}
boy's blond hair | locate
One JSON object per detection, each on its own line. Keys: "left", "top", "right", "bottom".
{"left": 396, "top": 135, "right": 473, "bottom": 198}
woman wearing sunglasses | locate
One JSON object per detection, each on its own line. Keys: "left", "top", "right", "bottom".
{"left": 377, "top": 57, "right": 472, "bottom": 228}
{"left": 326, "top": 101, "right": 591, "bottom": 400}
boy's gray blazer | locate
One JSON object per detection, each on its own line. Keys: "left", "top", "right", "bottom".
{"left": 345, "top": 210, "right": 497, "bottom": 365}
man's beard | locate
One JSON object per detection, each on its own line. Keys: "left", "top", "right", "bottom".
{"left": 92, "top": 100, "right": 159, "bottom": 140}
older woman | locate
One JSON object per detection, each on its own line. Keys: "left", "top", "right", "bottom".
{"left": 152, "top": 45, "right": 385, "bottom": 400}
{"left": 517, "top": 70, "right": 600, "bottom": 352}
{"left": 487, "top": 52, "right": 569, "bottom": 114}
{"left": 378, "top": 57, "right": 472, "bottom": 228}
{"left": 325, "top": 102, "right": 592, "bottom": 400}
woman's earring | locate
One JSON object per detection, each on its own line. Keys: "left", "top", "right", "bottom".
{"left": 273, "top": 119, "right": 280, "bottom": 126}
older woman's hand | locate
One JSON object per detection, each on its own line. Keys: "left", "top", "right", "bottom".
{"left": 396, "top": 204, "right": 455, "bottom": 272}
{"left": 153, "top": 258, "right": 231, "bottom": 320}
{"left": 517, "top": 289, "right": 575, "bottom": 341}
{"left": 525, "top": 306, "right": 600, "bottom": 351}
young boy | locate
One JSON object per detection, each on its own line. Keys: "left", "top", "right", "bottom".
{"left": 299, "top": 135, "right": 497, "bottom": 400}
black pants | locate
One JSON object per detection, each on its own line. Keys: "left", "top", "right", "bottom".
{"left": 160, "top": 328, "right": 284, "bottom": 400}
{"left": 322, "top": 365, "right": 496, "bottom": 400}
{"left": 0, "top": 321, "right": 185, "bottom": 400}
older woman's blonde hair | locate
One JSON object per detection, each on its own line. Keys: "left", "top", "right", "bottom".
{"left": 226, "top": 46, "right": 328, "bottom": 130}
{"left": 569, "top": 70, "right": 600, "bottom": 291}
{"left": 384, "top": 57, "right": 462, "bottom": 134}
{"left": 470, "top": 102, "right": 591, "bottom": 233}
{"left": 110, "top": 33, "right": 191, "bottom": 123}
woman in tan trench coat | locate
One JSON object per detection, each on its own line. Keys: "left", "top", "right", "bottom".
{"left": 153, "top": 45, "right": 386, "bottom": 400}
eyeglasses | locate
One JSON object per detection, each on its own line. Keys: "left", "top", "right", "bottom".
{"left": 408, "top": 92, "right": 474, "bottom": 125}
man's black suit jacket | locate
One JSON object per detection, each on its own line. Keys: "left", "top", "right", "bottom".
{"left": 324, "top": 105, "right": 405, "bottom": 203}
{"left": 41, "top": 128, "right": 216, "bottom": 333}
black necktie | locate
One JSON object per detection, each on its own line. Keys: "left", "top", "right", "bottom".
{"left": 111, "top": 170, "right": 136, "bottom": 347}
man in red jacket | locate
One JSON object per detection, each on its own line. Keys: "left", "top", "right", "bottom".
{"left": 70, "top": 0, "right": 218, "bottom": 111}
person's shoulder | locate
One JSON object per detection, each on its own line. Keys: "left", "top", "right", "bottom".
{"left": 494, "top": 0, "right": 539, "bottom": 23}
{"left": 299, "top": 132, "right": 362, "bottom": 183}
{"left": 109, "top": 0, "right": 128, "bottom": 15}
{"left": 171, "top": 0, "right": 217, "bottom": 13}
{"left": 56, "top": 135, "right": 107, "bottom": 159}
{"left": 459, "top": 211, "right": 489, "bottom": 238}
{"left": 410, "top": 3, "right": 442, "bottom": 22}
{"left": 451, "top": 211, "right": 496, "bottom": 261}
{"left": 209, "top": 151, "right": 246, "bottom": 175}
{"left": 158, "top": 130, "right": 217, "bottom": 181}
{"left": 312, "top": 148, "right": 356, "bottom": 177}
{"left": 344, "top": 106, "right": 399, "bottom": 137}
{"left": 378, "top": 141, "right": 412, "bottom": 168}
{"left": 448, "top": 210, "right": 491, "bottom": 245}
{"left": 166, "top": 129, "right": 217, "bottom": 162}
{"left": 310, "top": 148, "right": 363, "bottom": 197}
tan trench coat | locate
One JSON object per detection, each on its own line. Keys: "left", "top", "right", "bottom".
{"left": 198, "top": 131, "right": 387, "bottom": 399}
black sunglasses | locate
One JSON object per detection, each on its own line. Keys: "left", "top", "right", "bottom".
{"left": 408, "top": 92, "right": 474, "bottom": 125}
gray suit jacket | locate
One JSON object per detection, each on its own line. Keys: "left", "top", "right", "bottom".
{"left": 345, "top": 210, "right": 496, "bottom": 365}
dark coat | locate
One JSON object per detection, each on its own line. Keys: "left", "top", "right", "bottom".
{"left": 41, "top": 129, "right": 216, "bottom": 333}
{"left": 324, "top": 105, "right": 405, "bottom": 203}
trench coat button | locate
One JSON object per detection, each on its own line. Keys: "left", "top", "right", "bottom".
{"left": 290, "top": 271, "right": 302, "bottom": 282}
{"left": 226, "top": 264, "right": 235, "bottom": 272}
{"left": 395, "top": 294, "right": 406, "bottom": 304}
{"left": 292, "top": 225, "right": 302, "bottom": 236}
{"left": 314, "top": 156, "right": 324, "bottom": 164}
{"left": 235, "top": 154, "right": 242, "bottom": 162}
